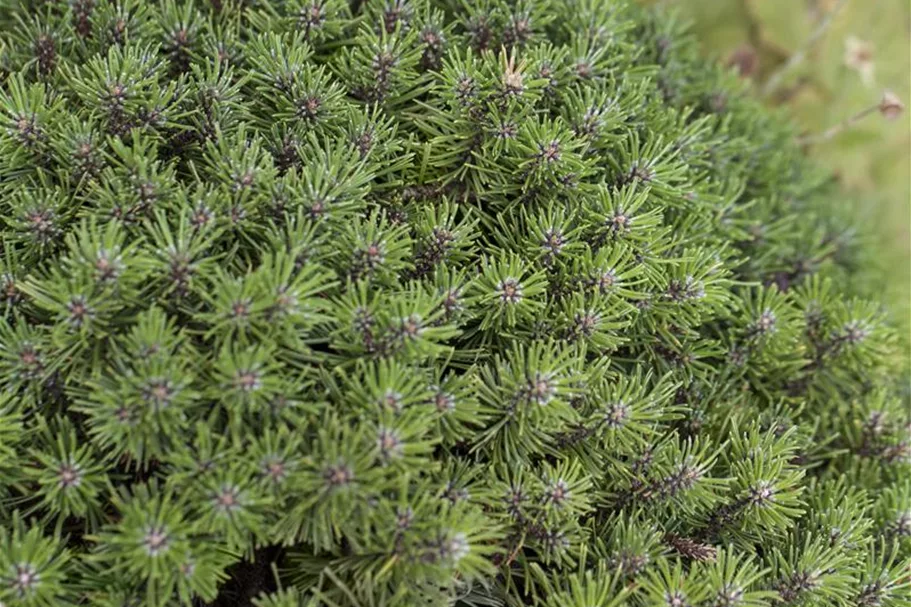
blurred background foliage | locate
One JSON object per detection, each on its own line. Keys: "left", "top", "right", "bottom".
{"left": 643, "top": 0, "right": 910, "bottom": 336}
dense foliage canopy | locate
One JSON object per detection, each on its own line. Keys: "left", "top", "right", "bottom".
{"left": 0, "top": 0, "right": 908, "bottom": 606}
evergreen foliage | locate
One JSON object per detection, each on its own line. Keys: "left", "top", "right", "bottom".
{"left": 0, "top": 0, "right": 908, "bottom": 606}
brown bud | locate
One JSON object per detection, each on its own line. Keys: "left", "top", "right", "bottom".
{"left": 727, "top": 45, "right": 758, "bottom": 79}
{"left": 879, "top": 90, "right": 905, "bottom": 121}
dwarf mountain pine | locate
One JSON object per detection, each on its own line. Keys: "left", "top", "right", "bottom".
{"left": 0, "top": 1, "right": 908, "bottom": 606}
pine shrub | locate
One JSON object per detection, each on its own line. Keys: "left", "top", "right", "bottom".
{"left": 0, "top": 1, "right": 908, "bottom": 606}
